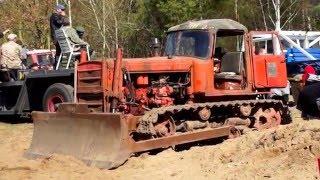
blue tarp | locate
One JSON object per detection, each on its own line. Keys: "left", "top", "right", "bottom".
{"left": 286, "top": 48, "right": 320, "bottom": 63}
{"left": 285, "top": 48, "right": 320, "bottom": 75}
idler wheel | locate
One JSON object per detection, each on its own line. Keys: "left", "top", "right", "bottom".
{"left": 240, "top": 104, "right": 252, "bottom": 116}
{"left": 154, "top": 117, "right": 176, "bottom": 137}
{"left": 254, "top": 108, "right": 281, "bottom": 130}
{"left": 198, "top": 107, "right": 211, "bottom": 121}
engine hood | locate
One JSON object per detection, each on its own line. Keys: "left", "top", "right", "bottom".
{"left": 122, "top": 56, "right": 198, "bottom": 73}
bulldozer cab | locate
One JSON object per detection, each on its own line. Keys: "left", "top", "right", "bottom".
{"left": 157, "top": 20, "right": 287, "bottom": 93}
{"left": 165, "top": 19, "right": 249, "bottom": 91}
{"left": 164, "top": 29, "right": 287, "bottom": 91}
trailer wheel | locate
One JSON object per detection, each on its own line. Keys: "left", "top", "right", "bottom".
{"left": 42, "top": 83, "right": 73, "bottom": 112}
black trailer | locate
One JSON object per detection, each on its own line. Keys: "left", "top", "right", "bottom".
{"left": 0, "top": 69, "right": 74, "bottom": 117}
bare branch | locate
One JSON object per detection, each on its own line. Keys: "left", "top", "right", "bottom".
{"left": 279, "top": 0, "right": 299, "bottom": 17}
{"left": 258, "top": 0, "right": 268, "bottom": 30}
{"left": 281, "top": 10, "right": 299, "bottom": 28}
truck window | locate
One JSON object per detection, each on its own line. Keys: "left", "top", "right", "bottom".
{"left": 254, "top": 40, "right": 274, "bottom": 55}
{"left": 252, "top": 34, "right": 281, "bottom": 55}
{"left": 165, "top": 31, "right": 210, "bottom": 59}
{"left": 215, "top": 30, "right": 245, "bottom": 54}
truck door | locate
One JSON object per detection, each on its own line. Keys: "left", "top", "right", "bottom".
{"left": 250, "top": 32, "right": 287, "bottom": 88}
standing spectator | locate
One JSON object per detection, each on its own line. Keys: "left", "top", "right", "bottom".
{"left": 297, "top": 65, "right": 319, "bottom": 119}
{"left": 297, "top": 82, "right": 320, "bottom": 119}
{"left": 50, "top": 4, "right": 67, "bottom": 68}
{"left": 0, "top": 33, "right": 23, "bottom": 81}
{"left": 301, "top": 65, "right": 316, "bottom": 86}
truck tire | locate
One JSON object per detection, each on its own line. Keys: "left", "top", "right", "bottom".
{"left": 42, "top": 83, "right": 74, "bottom": 112}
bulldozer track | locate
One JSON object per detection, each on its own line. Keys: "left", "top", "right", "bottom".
{"left": 141, "top": 99, "right": 283, "bottom": 123}
{"left": 137, "top": 99, "right": 289, "bottom": 136}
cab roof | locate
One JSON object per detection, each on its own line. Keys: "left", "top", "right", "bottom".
{"left": 168, "top": 19, "right": 247, "bottom": 32}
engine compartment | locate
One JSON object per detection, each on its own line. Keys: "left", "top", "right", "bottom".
{"left": 120, "top": 72, "right": 191, "bottom": 115}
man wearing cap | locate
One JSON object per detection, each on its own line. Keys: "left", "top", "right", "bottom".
{"left": 50, "top": 4, "right": 68, "bottom": 67}
{"left": 0, "top": 33, "right": 23, "bottom": 80}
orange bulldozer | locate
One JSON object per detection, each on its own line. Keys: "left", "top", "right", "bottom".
{"left": 25, "top": 19, "right": 291, "bottom": 169}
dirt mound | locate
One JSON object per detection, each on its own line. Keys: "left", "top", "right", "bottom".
{"left": 0, "top": 109, "right": 320, "bottom": 179}
{"left": 113, "top": 121, "right": 320, "bottom": 179}
{"left": 210, "top": 121, "right": 320, "bottom": 179}
{"left": 0, "top": 123, "right": 115, "bottom": 180}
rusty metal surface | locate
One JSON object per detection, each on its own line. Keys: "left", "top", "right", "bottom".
{"left": 25, "top": 103, "right": 233, "bottom": 169}
{"left": 25, "top": 99, "right": 286, "bottom": 169}
{"left": 132, "top": 126, "right": 230, "bottom": 152}
{"left": 253, "top": 107, "right": 282, "bottom": 130}
{"left": 168, "top": 19, "right": 248, "bottom": 32}
{"left": 135, "top": 99, "right": 285, "bottom": 137}
{"left": 25, "top": 104, "right": 131, "bottom": 169}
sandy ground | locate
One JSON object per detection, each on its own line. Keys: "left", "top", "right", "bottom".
{"left": 0, "top": 108, "right": 320, "bottom": 179}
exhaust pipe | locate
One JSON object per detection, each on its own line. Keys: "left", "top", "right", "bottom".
{"left": 111, "top": 48, "right": 123, "bottom": 113}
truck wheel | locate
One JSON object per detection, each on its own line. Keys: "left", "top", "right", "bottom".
{"left": 42, "top": 83, "right": 73, "bottom": 112}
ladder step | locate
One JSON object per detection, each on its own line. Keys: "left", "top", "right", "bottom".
{"left": 78, "top": 68, "right": 102, "bottom": 72}
{"left": 78, "top": 99, "right": 103, "bottom": 103}
{"left": 80, "top": 102, "right": 103, "bottom": 106}
{"left": 78, "top": 76, "right": 101, "bottom": 81}
{"left": 77, "top": 86, "right": 103, "bottom": 93}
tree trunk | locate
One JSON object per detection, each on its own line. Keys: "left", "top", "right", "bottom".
{"left": 234, "top": 0, "right": 239, "bottom": 21}
{"left": 258, "top": 0, "right": 268, "bottom": 30}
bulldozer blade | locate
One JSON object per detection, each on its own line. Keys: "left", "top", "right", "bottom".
{"left": 24, "top": 103, "right": 132, "bottom": 169}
